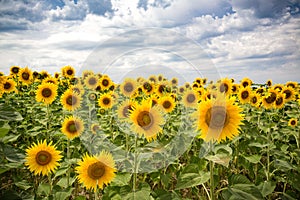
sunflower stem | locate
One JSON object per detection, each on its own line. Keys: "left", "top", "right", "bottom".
{"left": 67, "top": 139, "right": 70, "bottom": 187}
{"left": 48, "top": 174, "right": 52, "bottom": 197}
{"left": 209, "top": 141, "right": 216, "bottom": 200}
{"left": 133, "top": 135, "right": 138, "bottom": 192}
{"left": 95, "top": 182, "right": 98, "bottom": 200}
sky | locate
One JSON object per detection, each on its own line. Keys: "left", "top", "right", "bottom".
{"left": 0, "top": 0, "right": 300, "bottom": 84}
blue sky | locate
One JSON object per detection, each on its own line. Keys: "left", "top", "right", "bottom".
{"left": 0, "top": 0, "right": 299, "bottom": 84}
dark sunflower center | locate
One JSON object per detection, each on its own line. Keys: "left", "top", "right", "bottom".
{"left": 179, "top": 88, "right": 185, "bottom": 93}
{"left": 251, "top": 96, "right": 257, "bottom": 104}
{"left": 275, "top": 97, "right": 283, "bottom": 106}
{"left": 172, "top": 79, "right": 177, "bottom": 84}
{"left": 137, "top": 111, "right": 153, "bottom": 130}
{"left": 67, "top": 95, "right": 77, "bottom": 106}
{"left": 232, "top": 85, "right": 237, "bottom": 92}
{"left": 12, "top": 67, "right": 19, "bottom": 74}
{"left": 4, "top": 82, "right": 11, "bottom": 89}
{"left": 242, "top": 82, "right": 249, "bottom": 87}
{"left": 220, "top": 83, "right": 228, "bottom": 93}
{"left": 67, "top": 69, "right": 73, "bottom": 75}
{"left": 124, "top": 83, "right": 133, "bottom": 92}
{"left": 187, "top": 94, "right": 196, "bottom": 103}
{"left": 36, "top": 150, "right": 52, "bottom": 166}
{"left": 87, "top": 162, "right": 105, "bottom": 180}
{"left": 102, "top": 97, "right": 111, "bottom": 105}
{"left": 256, "top": 88, "right": 264, "bottom": 94}
{"left": 42, "top": 88, "right": 52, "bottom": 98}
{"left": 267, "top": 81, "right": 272, "bottom": 86}
{"left": 162, "top": 101, "right": 171, "bottom": 109}
{"left": 102, "top": 79, "right": 109, "bottom": 87}
{"left": 241, "top": 91, "right": 249, "bottom": 99}
{"left": 291, "top": 120, "right": 296, "bottom": 125}
{"left": 158, "top": 85, "right": 166, "bottom": 93}
{"left": 205, "top": 106, "right": 229, "bottom": 129}
{"left": 89, "top": 93, "right": 97, "bottom": 101}
{"left": 287, "top": 83, "right": 295, "bottom": 88}
{"left": 283, "top": 90, "right": 291, "bottom": 99}
{"left": 88, "top": 77, "right": 97, "bottom": 85}
{"left": 22, "top": 72, "right": 30, "bottom": 80}
{"left": 67, "top": 121, "right": 78, "bottom": 133}
{"left": 122, "top": 105, "right": 132, "bottom": 118}
{"left": 269, "top": 92, "right": 277, "bottom": 102}
{"left": 92, "top": 125, "right": 99, "bottom": 132}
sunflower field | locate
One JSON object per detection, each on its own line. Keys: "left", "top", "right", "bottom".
{"left": 0, "top": 66, "right": 299, "bottom": 200}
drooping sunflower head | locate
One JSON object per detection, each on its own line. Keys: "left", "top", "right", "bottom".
{"left": 18, "top": 67, "right": 33, "bottom": 85}
{"left": 36, "top": 82, "right": 58, "bottom": 105}
{"left": 75, "top": 151, "right": 116, "bottom": 191}
{"left": 120, "top": 78, "right": 137, "bottom": 97}
{"left": 61, "top": 89, "right": 81, "bottom": 111}
{"left": 62, "top": 65, "right": 75, "bottom": 78}
{"left": 159, "top": 95, "right": 176, "bottom": 113}
{"left": 98, "top": 93, "right": 114, "bottom": 109}
{"left": 25, "top": 140, "right": 62, "bottom": 176}
{"left": 62, "top": 116, "right": 84, "bottom": 140}
{"left": 84, "top": 74, "right": 99, "bottom": 90}
{"left": 129, "top": 100, "right": 165, "bottom": 142}
{"left": 195, "top": 97, "right": 244, "bottom": 143}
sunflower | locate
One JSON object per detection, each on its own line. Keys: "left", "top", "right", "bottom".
{"left": 62, "top": 65, "right": 75, "bottom": 78}
{"left": 288, "top": 118, "right": 297, "bottom": 127}
{"left": 141, "top": 81, "right": 155, "bottom": 95}
{"left": 130, "top": 100, "right": 165, "bottom": 141}
{"left": 285, "top": 81, "right": 298, "bottom": 89}
{"left": 157, "top": 74, "right": 164, "bottom": 82}
{"left": 195, "top": 96, "right": 244, "bottom": 142}
{"left": 120, "top": 78, "right": 137, "bottom": 97}
{"left": 217, "top": 78, "right": 232, "bottom": 96}
{"left": 25, "top": 140, "right": 62, "bottom": 176}
{"left": 98, "top": 93, "right": 114, "bottom": 109}
{"left": 238, "top": 87, "right": 252, "bottom": 104}
{"left": 98, "top": 75, "right": 113, "bottom": 90}
{"left": 231, "top": 83, "right": 239, "bottom": 94}
{"left": 82, "top": 70, "right": 94, "bottom": 79}
{"left": 182, "top": 89, "right": 198, "bottom": 108}
{"left": 84, "top": 74, "right": 99, "bottom": 90}
{"left": 266, "top": 79, "right": 272, "bottom": 87}
{"left": 117, "top": 100, "right": 136, "bottom": 119}
{"left": 61, "top": 89, "right": 81, "bottom": 111}
{"left": 91, "top": 124, "right": 100, "bottom": 134}
{"left": 71, "top": 83, "right": 85, "bottom": 96}
{"left": 170, "top": 77, "right": 178, "bottom": 86}
{"left": 282, "top": 86, "right": 295, "bottom": 101}
{"left": 2, "top": 78, "right": 16, "bottom": 94}
{"left": 75, "top": 151, "right": 116, "bottom": 191}
{"left": 42, "top": 77, "right": 58, "bottom": 85}
{"left": 62, "top": 116, "right": 84, "bottom": 140}
{"left": 18, "top": 67, "right": 33, "bottom": 85}
{"left": 249, "top": 93, "right": 260, "bottom": 108}
{"left": 273, "top": 84, "right": 284, "bottom": 92}
{"left": 148, "top": 75, "right": 157, "bottom": 83}
{"left": 262, "top": 94, "right": 276, "bottom": 109}
{"left": 10, "top": 66, "right": 20, "bottom": 77}
{"left": 178, "top": 86, "right": 186, "bottom": 94}
{"left": 240, "top": 77, "right": 252, "bottom": 88}
{"left": 274, "top": 92, "right": 285, "bottom": 109}
{"left": 36, "top": 83, "right": 58, "bottom": 105}
{"left": 156, "top": 81, "right": 171, "bottom": 96}
{"left": 159, "top": 95, "right": 176, "bottom": 113}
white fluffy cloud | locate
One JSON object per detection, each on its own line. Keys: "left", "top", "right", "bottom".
{"left": 0, "top": 0, "right": 299, "bottom": 83}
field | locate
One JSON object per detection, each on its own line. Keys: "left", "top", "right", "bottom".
{"left": 0, "top": 66, "right": 299, "bottom": 200}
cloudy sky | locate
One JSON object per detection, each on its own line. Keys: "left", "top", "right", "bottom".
{"left": 0, "top": 0, "right": 299, "bottom": 84}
